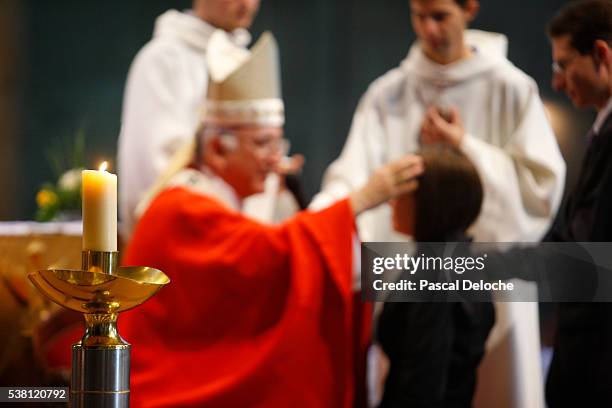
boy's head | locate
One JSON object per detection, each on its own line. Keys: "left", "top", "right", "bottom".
{"left": 392, "top": 144, "right": 482, "bottom": 241}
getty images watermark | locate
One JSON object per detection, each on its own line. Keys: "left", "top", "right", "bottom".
{"left": 362, "top": 242, "right": 612, "bottom": 302}
{"left": 371, "top": 251, "right": 515, "bottom": 292}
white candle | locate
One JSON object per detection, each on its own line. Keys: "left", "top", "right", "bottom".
{"left": 82, "top": 162, "right": 117, "bottom": 251}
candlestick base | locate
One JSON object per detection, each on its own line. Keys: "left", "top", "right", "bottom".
{"left": 72, "top": 343, "right": 130, "bottom": 408}
{"left": 28, "top": 250, "right": 169, "bottom": 408}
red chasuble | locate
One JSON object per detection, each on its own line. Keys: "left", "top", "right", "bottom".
{"left": 120, "top": 186, "right": 369, "bottom": 407}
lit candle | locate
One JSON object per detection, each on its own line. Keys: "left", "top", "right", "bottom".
{"left": 82, "top": 162, "right": 117, "bottom": 251}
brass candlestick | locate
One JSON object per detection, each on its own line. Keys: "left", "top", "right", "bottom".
{"left": 29, "top": 250, "right": 170, "bottom": 408}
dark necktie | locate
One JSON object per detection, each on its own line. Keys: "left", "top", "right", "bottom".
{"left": 586, "top": 127, "right": 597, "bottom": 146}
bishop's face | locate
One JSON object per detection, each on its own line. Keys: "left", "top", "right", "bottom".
{"left": 223, "top": 126, "right": 285, "bottom": 198}
{"left": 409, "top": 0, "right": 478, "bottom": 65}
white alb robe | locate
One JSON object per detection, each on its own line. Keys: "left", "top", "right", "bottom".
{"left": 312, "top": 38, "right": 565, "bottom": 243}
{"left": 117, "top": 10, "right": 251, "bottom": 236}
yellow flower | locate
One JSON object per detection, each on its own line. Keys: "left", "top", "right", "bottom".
{"left": 36, "top": 189, "right": 58, "bottom": 208}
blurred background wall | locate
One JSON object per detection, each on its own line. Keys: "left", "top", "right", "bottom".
{"left": 4, "top": 0, "right": 594, "bottom": 221}
{"left": 0, "top": 0, "right": 22, "bottom": 219}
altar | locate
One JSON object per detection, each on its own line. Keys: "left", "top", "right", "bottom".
{"left": 0, "top": 221, "right": 81, "bottom": 387}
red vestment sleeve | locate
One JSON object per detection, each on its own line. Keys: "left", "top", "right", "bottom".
{"left": 119, "top": 187, "right": 365, "bottom": 408}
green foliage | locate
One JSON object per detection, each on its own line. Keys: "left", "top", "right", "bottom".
{"left": 35, "top": 131, "right": 86, "bottom": 222}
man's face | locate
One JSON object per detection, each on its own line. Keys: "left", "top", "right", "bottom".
{"left": 410, "top": 0, "right": 476, "bottom": 64}
{"left": 223, "top": 126, "right": 285, "bottom": 198}
{"left": 199, "top": 0, "right": 260, "bottom": 31}
{"left": 551, "top": 35, "right": 609, "bottom": 110}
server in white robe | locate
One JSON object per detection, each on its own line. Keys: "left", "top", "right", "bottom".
{"left": 312, "top": 35, "right": 565, "bottom": 243}
{"left": 311, "top": 0, "right": 566, "bottom": 407}
{"left": 117, "top": 1, "right": 259, "bottom": 237}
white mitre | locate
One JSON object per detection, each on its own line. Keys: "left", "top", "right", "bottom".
{"left": 204, "top": 31, "right": 284, "bottom": 127}
{"left": 135, "top": 32, "right": 284, "bottom": 220}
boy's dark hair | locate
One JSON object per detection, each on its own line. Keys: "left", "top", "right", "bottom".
{"left": 414, "top": 144, "right": 483, "bottom": 241}
{"left": 547, "top": 0, "right": 612, "bottom": 54}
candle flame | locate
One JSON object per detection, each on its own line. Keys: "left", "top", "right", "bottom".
{"left": 99, "top": 161, "right": 108, "bottom": 172}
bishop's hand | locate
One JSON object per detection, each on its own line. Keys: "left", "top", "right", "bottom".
{"left": 349, "top": 154, "right": 424, "bottom": 215}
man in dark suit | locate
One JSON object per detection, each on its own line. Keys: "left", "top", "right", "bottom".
{"left": 545, "top": 1, "right": 612, "bottom": 406}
